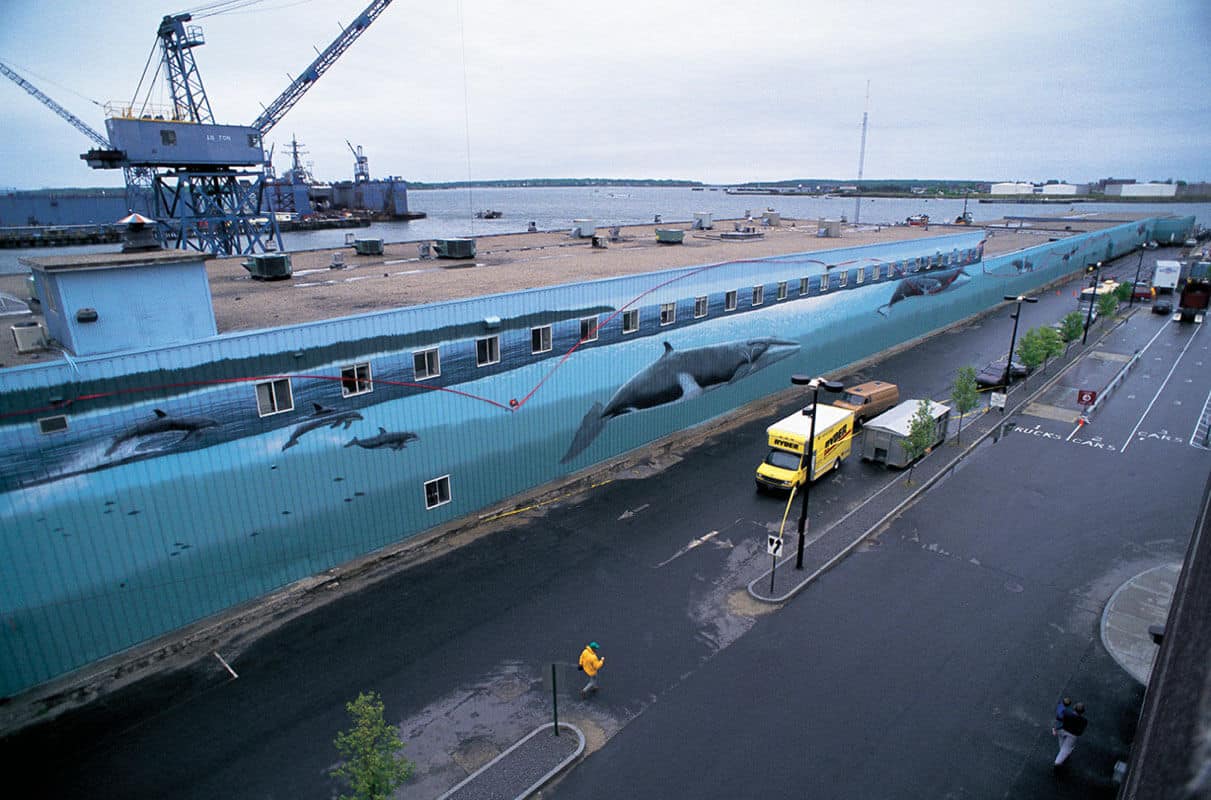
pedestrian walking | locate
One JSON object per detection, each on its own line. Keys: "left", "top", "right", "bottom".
{"left": 578, "top": 641, "right": 604, "bottom": 698}
{"left": 1054, "top": 701, "right": 1087, "bottom": 767}
{"left": 1053, "top": 696, "right": 1071, "bottom": 733}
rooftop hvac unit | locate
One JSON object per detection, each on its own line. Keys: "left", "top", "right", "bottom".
{"left": 434, "top": 238, "right": 477, "bottom": 259}
{"left": 353, "top": 238, "right": 384, "bottom": 255}
{"left": 242, "top": 253, "right": 293, "bottom": 280}
{"left": 571, "top": 219, "right": 596, "bottom": 238}
{"left": 692, "top": 212, "right": 713, "bottom": 230}
{"left": 11, "top": 321, "right": 46, "bottom": 353}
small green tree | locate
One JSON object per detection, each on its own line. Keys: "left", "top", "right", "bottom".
{"left": 1097, "top": 290, "right": 1120, "bottom": 320}
{"left": 1059, "top": 311, "right": 1084, "bottom": 345}
{"left": 331, "top": 691, "right": 414, "bottom": 800}
{"left": 1114, "top": 281, "right": 1133, "bottom": 304}
{"left": 950, "top": 366, "right": 979, "bottom": 446}
{"left": 903, "top": 399, "right": 938, "bottom": 485}
{"left": 1016, "top": 327, "right": 1050, "bottom": 375}
{"left": 1039, "top": 326, "right": 1065, "bottom": 371}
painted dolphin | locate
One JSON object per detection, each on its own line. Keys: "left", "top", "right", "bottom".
{"left": 282, "top": 402, "right": 364, "bottom": 451}
{"left": 877, "top": 267, "right": 969, "bottom": 316}
{"left": 105, "top": 409, "right": 220, "bottom": 456}
{"left": 344, "top": 427, "right": 419, "bottom": 450}
{"left": 560, "top": 337, "right": 799, "bottom": 463}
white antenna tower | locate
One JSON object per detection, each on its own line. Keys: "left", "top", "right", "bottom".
{"left": 854, "top": 81, "right": 870, "bottom": 226}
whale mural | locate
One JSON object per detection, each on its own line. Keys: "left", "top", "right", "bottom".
{"left": 877, "top": 267, "right": 970, "bottom": 315}
{"left": 104, "top": 409, "right": 220, "bottom": 456}
{"left": 344, "top": 428, "right": 419, "bottom": 450}
{"left": 282, "top": 403, "right": 364, "bottom": 451}
{"left": 561, "top": 337, "right": 800, "bottom": 463}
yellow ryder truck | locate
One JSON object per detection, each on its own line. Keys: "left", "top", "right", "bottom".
{"left": 755, "top": 404, "right": 854, "bottom": 492}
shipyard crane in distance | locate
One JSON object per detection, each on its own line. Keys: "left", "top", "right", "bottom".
{"left": 1, "top": 0, "right": 393, "bottom": 256}
{"left": 346, "top": 141, "right": 371, "bottom": 184}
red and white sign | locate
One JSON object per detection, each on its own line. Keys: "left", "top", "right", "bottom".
{"left": 1077, "top": 389, "right": 1097, "bottom": 406}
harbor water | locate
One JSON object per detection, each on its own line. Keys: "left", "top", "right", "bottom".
{"left": 1, "top": 186, "right": 1206, "bottom": 275}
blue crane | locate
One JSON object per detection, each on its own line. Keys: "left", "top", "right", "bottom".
{"left": 252, "top": 0, "right": 393, "bottom": 134}
{"left": 1, "top": 0, "right": 394, "bottom": 255}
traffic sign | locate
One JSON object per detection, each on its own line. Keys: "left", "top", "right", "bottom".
{"left": 767, "top": 536, "right": 784, "bottom": 557}
{"left": 1077, "top": 389, "right": 1097, "bottom": 406}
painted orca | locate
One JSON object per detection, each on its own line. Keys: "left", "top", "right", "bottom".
{"left": 282, "top": 403, "right": 365, "bottom": 451}
{"left": 344, "top": 427, "right": 419, "bottom": 450}
{"left": 104, "top": 409, "right": 220, "bottom": 456}
{"left": 877, "top": 267, "right": 969, "bottom": 316}
{"left": 560, "top": 337, "right": 799, "bottom": 463}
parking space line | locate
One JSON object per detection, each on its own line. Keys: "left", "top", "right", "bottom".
{"left": 1121, "top": 324, "right": 1203, "bottom": 454}
{"left": 1190, "top": 385, "right": 1211, "bottom": 451}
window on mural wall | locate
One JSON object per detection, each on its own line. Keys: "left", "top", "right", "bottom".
{"left": 477, "top": 336, "right": 501, "bottom": 367}
{"left": 341, "top": 362, "right": 372, "bottom": 397}
{"left": 622, "top": 309, "right": 639, "bottom": 334}
{"left": 777, "top": 281, "right": 788, "bottom": 300}
{"left": 424, "top": 475, "right": 451, "bottom": 509}
{"left": 820, "top": 273, "right": 830, "bottom": 292}
{"left": 752, "top": 285, "right": 764, "bottom": 306}
{"left": 799, "top": 277, "right": 809, "bottom": 296}
{"left": 660, "top": 302, "right": 676, "bottom": 325}
{"left": 414, "top": 348, "right": 440, "bottom": 379}
{"left": 838, "top": 271, "right": 848, "bottom": 288}
{"left": 256, "top": 378, "right": 294, "bottom": 417}
{"left": 38, "top": 415, "right": 68, "bottom": 435}
{"left": 580, "top": 316, "right": 599, "bottom": 342}
{"left": 694, "top": 296, "right": 708, "bottom": 318}
{"left": 725, "top": 290, "right": 738, "bottom": 311}
{"left": 531, "top": 325, "right": 552, "bottom": 354}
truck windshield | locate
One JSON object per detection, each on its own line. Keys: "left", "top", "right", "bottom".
{"left": 841, "top": 392, "right": 867, "bottom": 405}
{"left": 764, "top": 450, "right": 802, "bottom": 470}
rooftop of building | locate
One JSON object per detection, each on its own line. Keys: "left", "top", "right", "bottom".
{"left": 0, "top": 212, "right": 1158, "bottom": 371}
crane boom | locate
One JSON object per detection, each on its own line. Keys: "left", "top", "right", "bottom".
{"left": 0, "top": 60, "right": 111, "bottom": 148}
{"left": 251, "top": 0, "right": 392, "bottom": 134}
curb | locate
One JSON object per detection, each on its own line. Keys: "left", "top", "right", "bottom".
{"left": 436, "top": 722, "right": 585, "bottom": 800}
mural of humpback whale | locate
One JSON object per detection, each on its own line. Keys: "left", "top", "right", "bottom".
{"left": 561, "top": 337, "right": 799, "bottom": 463}
{"left": 877, "top": 267, "right": 969, "bottom": 316}
{"left": 104, "top": 409, "right": 220, "bottom": 456}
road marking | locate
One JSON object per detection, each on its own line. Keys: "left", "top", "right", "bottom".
{"left": 617, "top": 503, "right": 650, "bottom": 520}
{"left": 656, "top": 530, "right": 720, "bottom": 568}
{"left": 1121, "top": 324, "right": 1203, "bottom": 454}
{"left": 1190, "top": 385, "right": 1211, "bottom": 451}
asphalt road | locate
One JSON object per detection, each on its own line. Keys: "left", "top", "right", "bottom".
{"left": 1, "top": 246, "right": 1204, "bottom": 799}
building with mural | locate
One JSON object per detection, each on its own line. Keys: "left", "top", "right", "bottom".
{"left": 0, "top": 213, "right": 1193, "bottom": 698}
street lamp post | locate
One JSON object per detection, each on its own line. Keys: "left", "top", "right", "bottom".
{"left": 1082, "top": 262, "right": 1102, "bottom": 345}
{"left": 790, "top": 374, "right": 843, "bottom": 570}
{"left": 1002, "top": 294, "right": 1038, "bottom": 389}
{"left": 1130, "top": 249, "right": 1145, "bottom": 308}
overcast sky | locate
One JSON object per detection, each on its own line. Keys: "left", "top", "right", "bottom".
{"left": 2, "top": 0, "right": 1209, "bottom": 189}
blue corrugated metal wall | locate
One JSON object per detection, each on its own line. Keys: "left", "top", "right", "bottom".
{"left": 0, "top": 221, "right": 1153, "bottom": 696}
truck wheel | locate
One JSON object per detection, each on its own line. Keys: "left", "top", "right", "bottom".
{"left": 833, "top": 457, "right": 843, "bottom": 471}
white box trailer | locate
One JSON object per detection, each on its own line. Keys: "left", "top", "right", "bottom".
{"left": 861, "top": 399, "right": 950, "bottom": 468}
{"left": 1153, "top": 260, "right": 1181, "bottom": 294}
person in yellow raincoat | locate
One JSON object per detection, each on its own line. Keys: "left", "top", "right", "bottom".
{"left": 579, "top": 641, "right": 604, "bottom": 697}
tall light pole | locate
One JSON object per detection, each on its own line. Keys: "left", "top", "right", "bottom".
{"left": 1082, "top": 262, "right": 1102, "bottom": 345}
{"left": 1130, "top": 249, "right": 1145, "bottom": 308}
{"left": 1003, "top": 294, "right": 1038, "bottom": 389}
{"left": 791, "top": 374, "right": 843, "bottom": 570}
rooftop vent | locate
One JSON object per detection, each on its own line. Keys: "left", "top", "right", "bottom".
{"left": 11, "top": 321, "right": 46, "bottom": 353}
{"left": 433, "top": 238, "right": 476, "bottom": 259}
{"left": 242, "top": 253, "right": 293, "bottom": 280}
